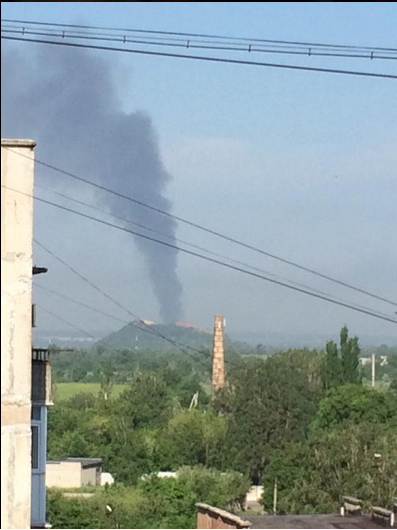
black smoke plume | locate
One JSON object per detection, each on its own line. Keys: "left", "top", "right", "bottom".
{"left": 1, "top": 44, "right": 183, "bottom": 322}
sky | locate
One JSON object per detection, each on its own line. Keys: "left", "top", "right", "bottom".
{"left": 2, "top": 2, "right": 397, "bottom": 346}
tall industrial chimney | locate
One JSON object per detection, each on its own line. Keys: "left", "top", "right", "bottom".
{"left": 212, "top": 314, "right": 225, "bottom": 393}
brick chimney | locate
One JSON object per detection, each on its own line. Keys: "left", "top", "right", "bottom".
{"left": 212, "top": 314, "right": 225, "bottom": 392}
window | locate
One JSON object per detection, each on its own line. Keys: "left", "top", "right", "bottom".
{"left": 31, "top": 426, "right": 39, "bottom": 469}
{"left": 31, "top": 406, "right": 41, "bottom": 421}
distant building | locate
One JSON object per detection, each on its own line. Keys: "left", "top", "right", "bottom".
{"left": 141, "top": 470, "right": 178, "bottom": 480}
{"left": 46, "top": 458, "right": 104, "bottom": 489}
{"left": 360, "top": 355, "right": 388, "bottom": 367}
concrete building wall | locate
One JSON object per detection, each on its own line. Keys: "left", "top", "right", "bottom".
{"left": 245, "top": 486, "right": 264, "bottom": 510}
{"left": 1, "top": 139, "right": 36, "bottom": 530}
{"left": 46, "top": 462, "right": 83, "bottom": 489}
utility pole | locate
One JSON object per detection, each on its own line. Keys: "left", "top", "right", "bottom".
{"left": 273, "top": 477, "right": 278, "bottom": 514}
{"left": 371, "top": 353, "right": 376, "bottom": 388}
{"left": 189, "top": 391, "right": 199, "bottom": 409}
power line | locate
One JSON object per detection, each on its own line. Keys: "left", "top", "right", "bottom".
{"left": 6, "top": 147, "right": 397, "bottom": 308}
{"left": 2, "top": 18, "right": 396, "bottom": 53}
{"left": 35, "top": 182, "right": 395, "bottom": 320}
{"left": 4, "top": 184, "right": 397, "bottom": 325}
{"left": 35, "top": 283, "right": 211, "bottom": 369}
{"left": 2, "top": 35, "right": 396, "bottom": 80}
{"left": 2, "top": 25, "right": 396, "bottom": 61}
{"left": 35, "top": 283, "right": 162, "bottom": 337}
{"left": 36, "top": 303, "right": 140, "bottom": 354}
{"left": 33, "top": 238, "right": 214, "bottom": 367}
{"left": 37, "top": 303, "right": 102, "bottom": 343}
{"left": 33, "top": 251, "right": 271, "bottom": 372}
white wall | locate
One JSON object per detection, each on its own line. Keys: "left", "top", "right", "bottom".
{"left": 46, "top": 462, "right": 82, "bottom": 489}
{"left": 1, "top": 139, "right": 36, "bottom": 530}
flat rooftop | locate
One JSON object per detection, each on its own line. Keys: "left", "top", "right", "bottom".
{"left": 47, "top": 458, "right": 102, "bottom": 469}
{"left": 1, "top": 138, "right": 36, "bottom": 148}
{"left": 246, "top": 514, "right": 387, "bottom": 529}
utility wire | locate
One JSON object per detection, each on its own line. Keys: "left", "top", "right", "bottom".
{"left": 35, "top": 183, "right": 394, "bottom": 320}
{"left": 36, "top": 303, "right": 143, "bottom": 356}
{"left": 6, "top": 147, "right": 397, "bottom": 308}
{"left": 5, "top": 22, "right": 394, "bottom": 55}
{"left": 2, "top": 26, "right": 396, "bottom": 60}
{"left": 34, "top": 238, "right": 209, "bottom": 356}
{"left": 2, "top": 36, "right": 396, "bottom": 80}
{"left": 4, "top": 184, "right": 397, "bottom": 325}
{"left": 34, "top": 238, "right": 213, "bottom": 367}
{"left": 37, "top": 303, "right": 102, "bottom": 343}
{"left": 35, "top": 283, "right": 212, "bottom": 370}
{"left": 36, "top": 283, "right": 163, "bottom": 336}
{"left": 35, "top": 283, "right": 166, "bottom": 339}
{"left": 2, "top": 18, "right": 396, "bottom": 53}
{"left": 38, "top": 301, "right": 210, "bottom": 383}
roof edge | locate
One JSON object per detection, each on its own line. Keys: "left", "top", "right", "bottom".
{"left": 1, "top": 138, "right": 36, "bottom": 148}
{"left": 196, "top": 504, "right": 252, "bottom": 528}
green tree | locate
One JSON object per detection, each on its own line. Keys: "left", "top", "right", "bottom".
{"left": 321, "top": 340, "right": 342, "bottom": 390}
{"left": 158, "top": 409, "right": 227, "bottom": 469}
{"left": 262, "top": 384, "right": 397, "bottom": 514}
{"left": 340, "top": 326, "right": 361, "bottom": 384}
{"left": 321, "top": 327, "right": 361, "bottom": 389}
{"left": 311, "top": 384, "right": 397, "bottom": 430}
{"left": 279, "top": 423, "right": 397, "bottom": 513}
{"left": 221, "top": 350, "right": 322, "bottom": 482}
{"left": 47, "top": 490, "right": 102, "bottom": 529}
{"left": 138, "top": 467, "right": 250, "bottom": 528}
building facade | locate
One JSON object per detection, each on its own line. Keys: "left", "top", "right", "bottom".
{"left": 31, "top": 348, "right": 52, "bottom": 528}
{"left": 1, "top": 139, "right": 36, "bottom": 529}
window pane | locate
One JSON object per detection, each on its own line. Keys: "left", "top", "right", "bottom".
{"left": 31, "top": 406, "right": 41, "bottom": 421}
{"left": 32, "top": 426, "right": 39, "bottom": 469}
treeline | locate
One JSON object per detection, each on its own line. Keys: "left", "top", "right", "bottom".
{"left": 49, "top": 339, "right": 397, "bottom": 388}
{"left": 50, "top": 345, "right": 232, "bottom": 384}
{"left": 47, "top": 327, "right": 397, "bottom": 527}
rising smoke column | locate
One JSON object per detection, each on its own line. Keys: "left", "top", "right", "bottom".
{"left": 1, "top": 44, "right": 183, "bottom": 322}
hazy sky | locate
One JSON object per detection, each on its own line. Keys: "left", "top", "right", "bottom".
{"left": 2, "top": 2, "right": 397, "bottom": 345}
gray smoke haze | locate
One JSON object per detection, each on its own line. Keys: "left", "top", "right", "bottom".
{"left": 1, "top": 44, "right": 183, "bottom": 323}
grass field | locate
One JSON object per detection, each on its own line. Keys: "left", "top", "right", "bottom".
{"left": 54, "top": 382, "right": 127, "bottom": 401}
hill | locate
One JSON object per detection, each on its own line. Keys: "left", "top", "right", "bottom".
{"left": 101, "top": 321, "right": 217, "bottom": 350}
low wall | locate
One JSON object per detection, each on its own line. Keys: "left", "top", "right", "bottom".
{"left": 371, "top": 506, "right": 395, "bottom": 528}
{"left": 341, "top": 495, "right": 363, "bottom": 516}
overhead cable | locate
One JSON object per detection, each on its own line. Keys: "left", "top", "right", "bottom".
{"left": 5, "top": 147, "right": 397, "bottom": 308}
{"left": 2, "top": 35, "right": 396, "bottom": 79}
{"left": 4, "top": 184, "right": 397, "bottom": 325}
